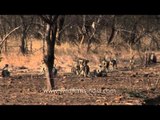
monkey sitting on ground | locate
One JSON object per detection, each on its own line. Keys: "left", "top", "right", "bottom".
{"left": 71, "top": 62, "right": 80, "bottom": 75}
{"left": 110, "top": 58, "right": 117, "bottom": 70}
{"left": 129, "top": 55, "right": 135, "bottom": 70}
{"left": 52, "top": 66, "right": 57, "bottom": 76}
{"left": 149, "top": 53, "right": 157, "bottom": 64}
{"left": 145, "top": 52, "right": 157, "bottom": 67}
{"left": 93, "top": 64, "right": 107, "bottom": 77}
{"left": 40, "top": 61, "right": 47, "bottom": 75}
{"left": 40, "top": 60, "right": 57, "bottom": 77}
{"left": 80, "top": 59, "right": 90, "bottom": 77}
{"left": 101, "top": 59, "right": 110, "bottom": 72}
{"left": 2, "top": 64, "right": 10, "bottom": 77}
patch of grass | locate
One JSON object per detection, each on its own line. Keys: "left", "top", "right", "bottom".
{"left": 1, "top": 37, "right": 160, "bottom": 73}
{"left": 128, "top": 91, "right": 148, "bottom": 99}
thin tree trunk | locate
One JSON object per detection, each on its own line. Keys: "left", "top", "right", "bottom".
{"left": 56, "top": 16, "right": 65, "bottom": 45}
{"left": 30, "top": 40, "right": 32, "bottom": 53}
{"left": 108, "top": 16, "right": 116, "bottom": 45}
{"left": 42, "top": 37, "right": 45, "bottom": 57}
{"left": 4, "top": 40, "right": 8, "bottom": 53}
{"left": 79, "top": 34, "right": 85, "bottom": 51}
{"left": 21, "top": 29, "right": 27, "bottom": 54}
{"left": 108, "top": 27, "right": 116, "bottom": 45}
{"left": 87, "top": 22, "right": 96, "bottom": 53}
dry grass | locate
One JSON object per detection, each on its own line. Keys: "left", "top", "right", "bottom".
{"left": 0, "top": 38, "right": 43, "bottom": 70}
{"left": 0, "top": 37, "right": 156, "bottom": 73}
{"left": 0, "top": 52, "right": 43, "bottom": 70}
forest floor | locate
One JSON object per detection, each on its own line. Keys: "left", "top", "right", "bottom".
{"left": 1, "top": 63, "right": 160, "bottom": 105}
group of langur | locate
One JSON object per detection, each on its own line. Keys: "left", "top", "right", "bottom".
{"left": 0, "top": 52, "right": 157, "bottom": 78}
{"left": 93, "top": 58, "right": 117, "bottom": 77}
{"left": 129, "top": 52, "right": 157, "bottom": 70}
{"left": 71, "top": 57, "right": 117, "bottom": 77}
{"left": 71, "top": 59, "right": 90, "bottom": 77}
{"left": 71, "top": 52, "right": 158, "bottom": 77}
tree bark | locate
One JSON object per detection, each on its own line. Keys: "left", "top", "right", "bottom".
{"left": 42, "top": 36, "right": 45, "bottom": 56}
{"left": 56, "top": 16, "right": 65, "bottom": 45}
{"left": 108, "top": 16, "right": 116, "bottom": 45}
{"left": 44, "top": 24, "right": 52, "bottom": 90}
{"left": 44, "top": 17, "right": 58, "bottom": 90}
{"left": 21, "top": 29, "right": 27, "bottom": 54}
{"left": 4, "top": 40, "right": 8, "bottom": 53}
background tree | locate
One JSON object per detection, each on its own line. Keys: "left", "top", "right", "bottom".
{"left": 19, "top": 15, "right": 35, "bottom": 54}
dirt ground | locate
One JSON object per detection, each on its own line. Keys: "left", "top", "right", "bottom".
{"left": 1, "top": 63, "right": 160, "bottom": 105}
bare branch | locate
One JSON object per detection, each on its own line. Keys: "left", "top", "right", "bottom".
{"left": 0, "top": 26, "right": 21, "bottom": 47}
{"left": 116, "top": 28, "right": 136, "bottom": 34}
{"left": 58, "top": 22, "right": 72, "bottom": 34}
{"left": 40, "top": 15, "right": 59, "bottom": 25}
{"left": 40, "top": 15, "right": 53, "bottom": 25}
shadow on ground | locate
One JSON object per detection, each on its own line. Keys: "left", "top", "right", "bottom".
{"left": 143, "top": 95, "right": 160, "bottom": 105}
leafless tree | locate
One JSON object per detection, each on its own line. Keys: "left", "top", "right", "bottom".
{"left": 40, "top": 15, "right": 60, "bottom": 90}
{"left": 19, "top": 15, "right": 35, "bottom": 54}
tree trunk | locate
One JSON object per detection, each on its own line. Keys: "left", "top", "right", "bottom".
{"left": 79, "top": 34, "right": 85, "bottom": 51}
{"left": 21, "top": 29, "right": 27, "bottom": 54}
{"left": 108, "top": 16, "right": 116, "bottom": 45}
{"left": 86, "top": 22, "right": 96, "bottom": 53}
{"left": 4, "top": 40, "right": 8, "bottom": 53}
{"left": 42, "top": 37, "right": 45, "bottom": 57}
{"left": 40, "top": 15, "right": 59, "bottom": 90}
{"left": 108, "top": 27, "right": 116, "bottom": 45}
{"left": 56, "top": 16, "right": 65, "bottom": 45}
{"left": 30, "top": 40, "right": 32, "bottom": 53}
{"left": 44, "top": 23, "right": 57, "bottom": 90}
